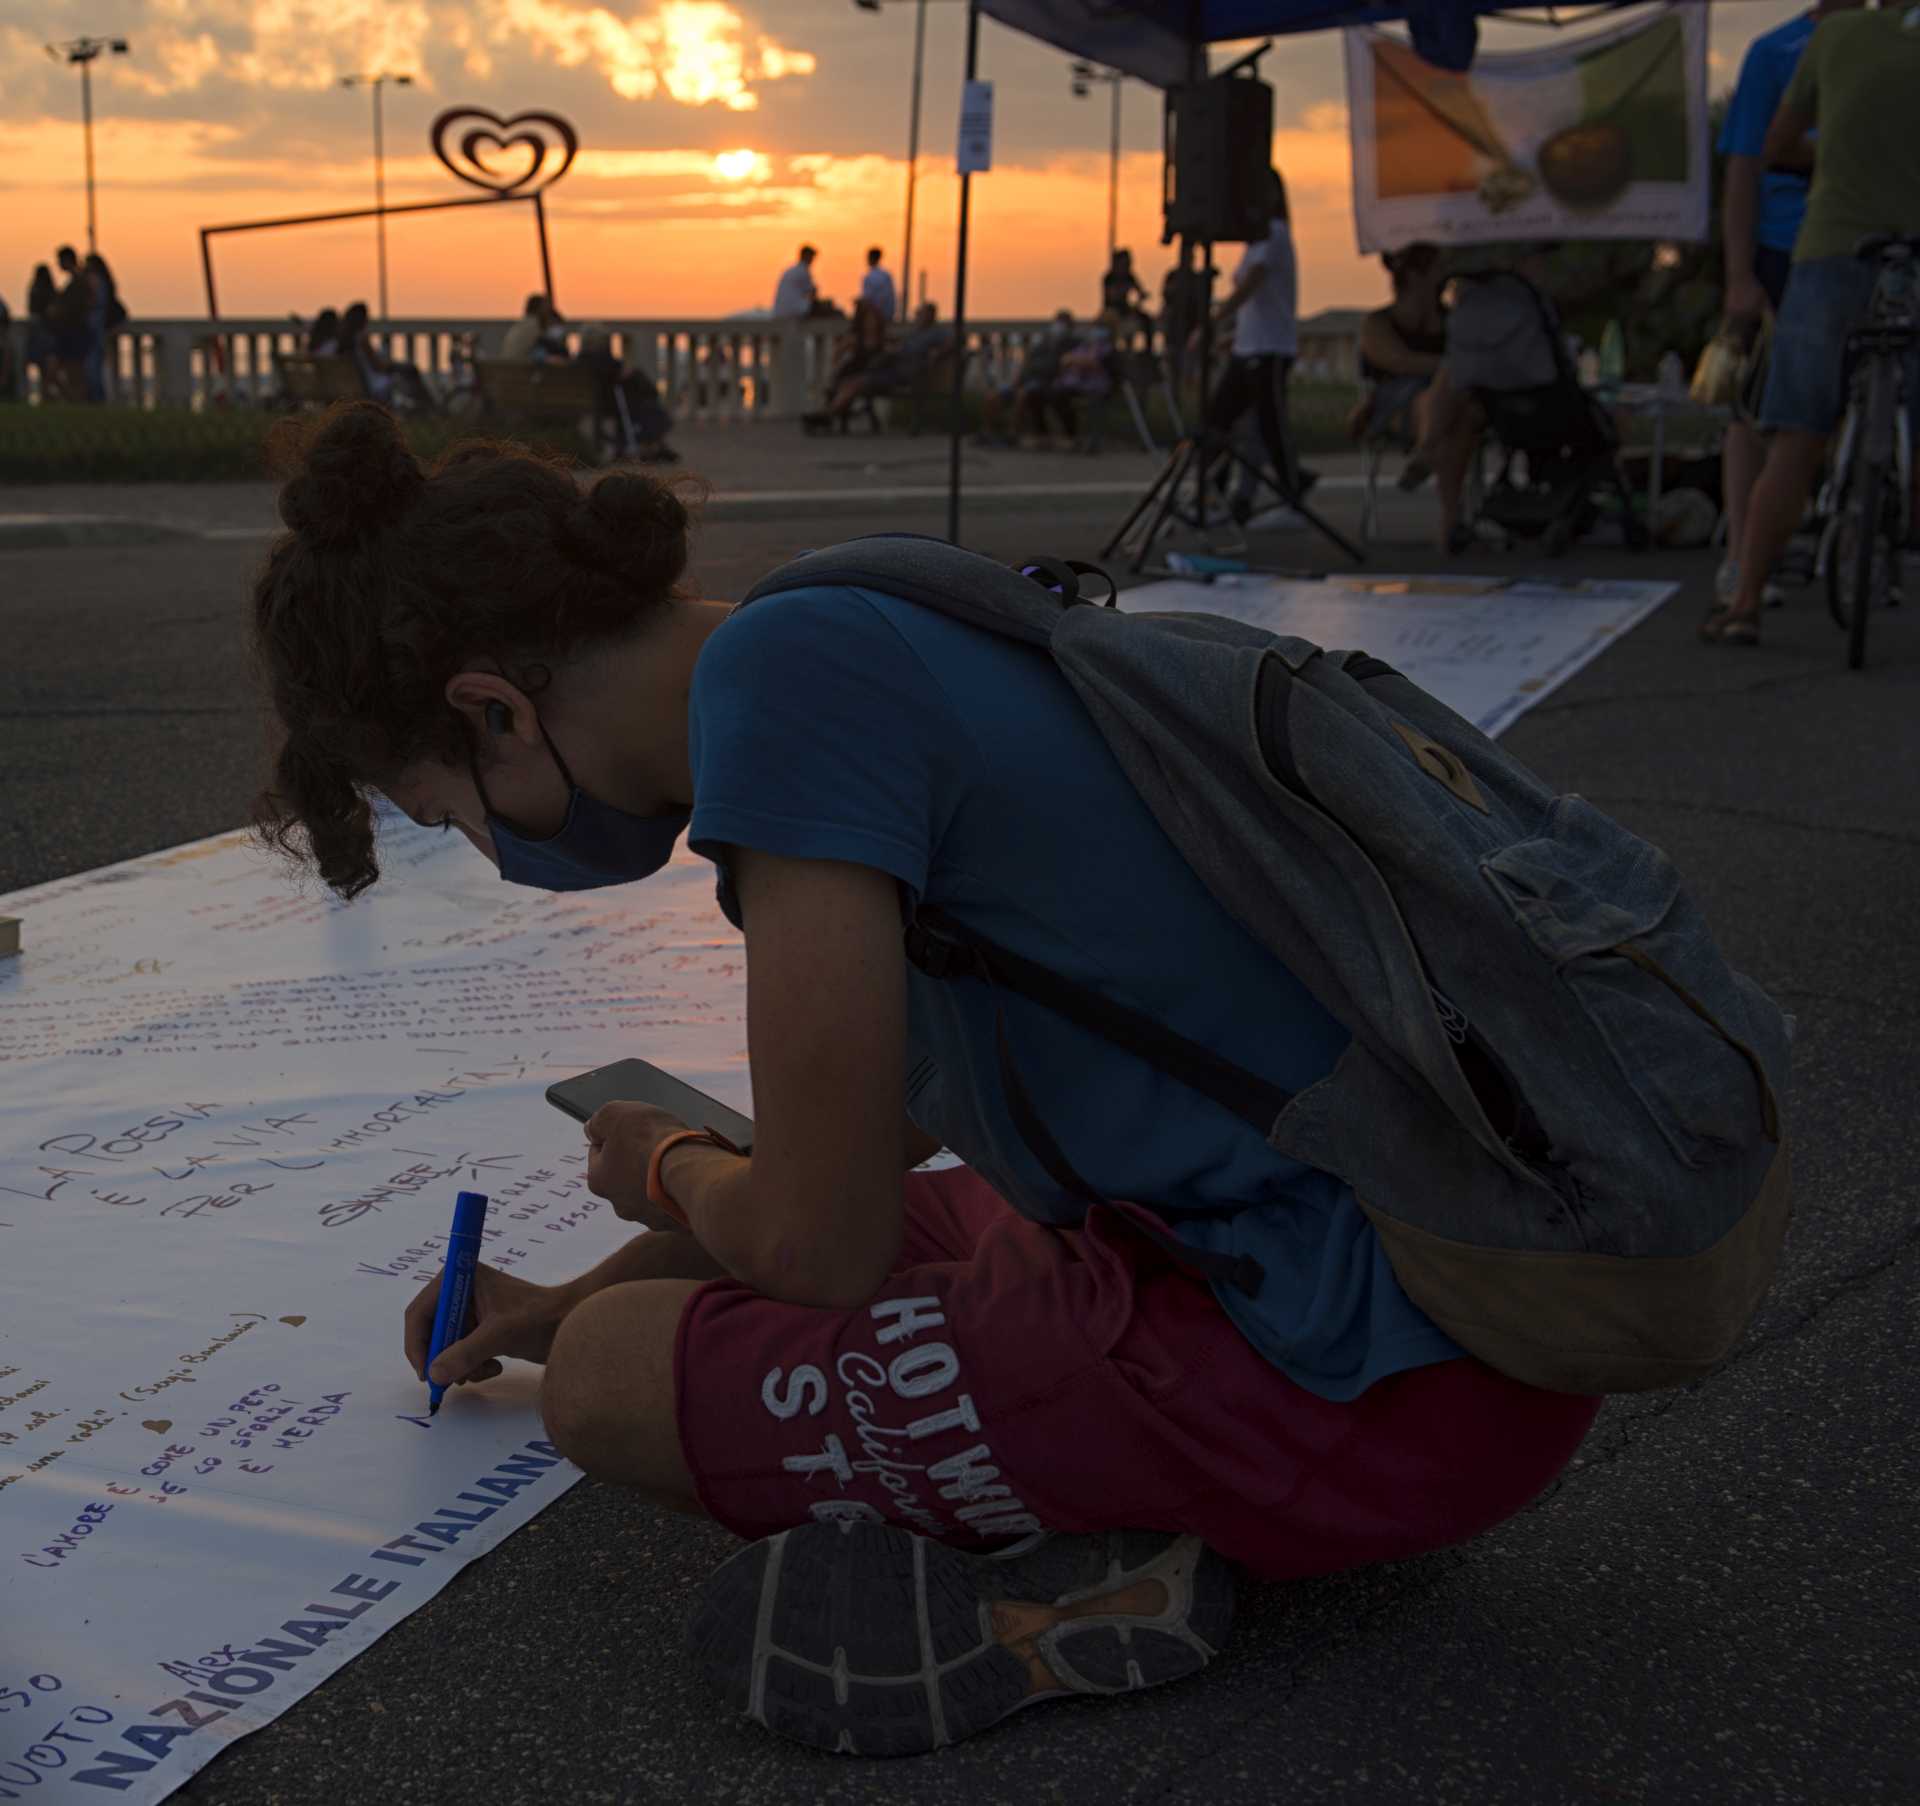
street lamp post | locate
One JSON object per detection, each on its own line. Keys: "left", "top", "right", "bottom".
{"left": 901, "top": 0, "right": 926, "bottom": 323}
{"left": 341, "top": 71, "right": 414, "bottom": 323}
{"left": 1070, "top": 61, "right": 1124, "bottom": 265}
{"left": 854, "top": 0, "right": 965, "bottom": 322}
{"left": 45, "top": 36, "right": 130, "bottom": 257}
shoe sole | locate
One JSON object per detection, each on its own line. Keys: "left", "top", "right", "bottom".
{"left": 687, "top": 1525, "right": 1234, "bottom": 1757}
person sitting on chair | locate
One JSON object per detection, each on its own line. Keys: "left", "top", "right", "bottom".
{"left": 1044, "top": 321, "right": 1118, "bottom": 451}
{"left": 978, "top": 312, "right": 1071, "bottom": 446}
{"left": 1402, "top": 244, "right": 1564, "bottom": 552}
{"left": 1347, "top": 243, "right": 1448, "bottom": 448}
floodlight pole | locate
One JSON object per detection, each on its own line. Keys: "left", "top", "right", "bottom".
{"left": 901, "top": 0, "right": 927, "bottom": 323}
{"left": 343, "top": 72, "right": 413, "bottom": 323}
{"left": 80, "top": 55, "right": 97, "bottom": 255}
{"left": 47, "top": 38, "right": 129, "bottom": 256}
{"left": 946, "top": 0, "right": 980, "bottom": 547}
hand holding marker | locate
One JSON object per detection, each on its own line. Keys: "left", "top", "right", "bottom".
{"left": 426, "top": 1191, "right": 490, "bottom": 1416}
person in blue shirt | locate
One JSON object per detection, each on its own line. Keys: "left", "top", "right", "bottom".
{"left": 1711, "top": 3, "right": 1861, "bottom": 611}
{"left": 251, "top": 402, "right": 1601, "bottom": 1757}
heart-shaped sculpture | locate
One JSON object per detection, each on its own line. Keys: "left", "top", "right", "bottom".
{"left": 142, "top": 1419, "right": 172, "bottom": 1434}
{"left": 279, "top": 1315, "right": 307, "bottom": 1327}
{"left": 431, "top": 106, "right": 579, "bottom": 196}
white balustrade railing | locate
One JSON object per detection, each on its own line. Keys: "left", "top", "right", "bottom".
{"left": 1, "top": 315, "right": 1155, "bottom": 422}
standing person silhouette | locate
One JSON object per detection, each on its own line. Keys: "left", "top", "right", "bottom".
{"left": 859, "top": 247, "right": 897, "bottom": 323}
{"left": 1190, "top": 169, "right": 1311, "bottom": 525}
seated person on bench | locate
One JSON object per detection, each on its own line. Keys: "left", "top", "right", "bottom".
{"left": 1036, "top": 321, "right": 1117, "bottom": 449}
{"left": 500, "top": 293, "right": 571, "bottom": 364}
{"left": 1402, "top": 244, "right": 1564, "bottom": 551}
{"left": 856, "top": 307, "right": 952, "bottom": 408}
{"left": 1347, "top": 243, "right": 1448, "bottom": 447}
{"left": 803, "top": 300, "right": 891, "bottom": 433}
{"left": 979, "top": 311, "right": 1074, "bottom": 446}
{"left": 342, "top": 301, "right": 437, "bottom": 414}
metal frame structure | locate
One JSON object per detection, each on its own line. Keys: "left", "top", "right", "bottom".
{"left": 197, "top": 104, "right": 575, "bottom": 324}
{"left": 199, "top": 191, "right": 554, "bottom": 324}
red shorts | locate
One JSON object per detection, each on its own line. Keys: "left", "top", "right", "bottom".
{"left": 674, "top": 1169, "right": 1600, "bottom": 1581}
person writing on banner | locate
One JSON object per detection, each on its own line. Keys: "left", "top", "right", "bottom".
{"left": 1702, "top": 0, "right": 1920, "bottom": 645}
{"left": 1711, "top": 0, "right": 1858, "bottom": 613}
{"left": 248, "top": 402, "right": 1601, "bottom": 1757}
{"left": 1189, "top": 167, "right": 1313, "bottom": 526}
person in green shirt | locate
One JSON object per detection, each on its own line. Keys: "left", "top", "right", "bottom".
{"left": 1704, "top": 2, "right": 1920, "bottom": 646}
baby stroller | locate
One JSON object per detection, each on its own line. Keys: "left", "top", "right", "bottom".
{"left": 1452, "top": 271, "right": 1646, "bottom": 556}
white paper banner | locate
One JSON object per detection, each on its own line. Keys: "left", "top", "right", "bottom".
{"left": 1129, "top": 572, "right": 1675, "bottom": 738}
{"left": 0, "top": 572, "right": 1671, "bottom": 1800}
{"left": 0, "top": 836, "right": 748, "bottom": 1801}
{"left": 1344, "top": 3, "right": 1710, "bottom": 254}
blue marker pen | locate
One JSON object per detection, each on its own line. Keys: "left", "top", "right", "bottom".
{"left": 426, "top": 1191, "right": 490, "bottom": 1417}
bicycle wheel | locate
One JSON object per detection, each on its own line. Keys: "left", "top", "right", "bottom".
{"left": 1840, "top": 458, "right": 1886, "bottom": 669}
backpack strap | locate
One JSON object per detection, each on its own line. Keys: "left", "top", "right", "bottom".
{"left": 906, "top": 908, "right": 1292, "bottom": 1134}
{"left": 1017, "top": 556, "right": 1119, "bottom": 608}
{"left": 739, "top": 534, "right": 1063, "bottom": 645}
{"left": 906, "top": 907, "right": 1281, "bottom": 1299}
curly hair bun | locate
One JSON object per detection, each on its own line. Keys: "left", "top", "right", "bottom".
{"left": 556, "top": 469, "right": 694, "bottom": 598}
{"left": 276, "top": 401, "right": 425, "bottom": 545}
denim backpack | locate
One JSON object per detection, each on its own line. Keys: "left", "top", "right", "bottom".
{"left": 739, "top": 537, "right": 1795, "bottom": 1395}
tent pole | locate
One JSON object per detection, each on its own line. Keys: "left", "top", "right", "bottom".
{"left": 946, "top": 0, "right": 980, "bottom": 547}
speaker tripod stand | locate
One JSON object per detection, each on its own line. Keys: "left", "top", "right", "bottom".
{"left": 1102, "top": 420, "right": 1365, "bottom": 572}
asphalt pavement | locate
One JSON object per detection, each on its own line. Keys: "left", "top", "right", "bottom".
{"left": 2, "top": 447, "right": 1916, "bottom": 1806}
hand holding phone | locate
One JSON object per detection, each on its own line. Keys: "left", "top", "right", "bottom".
{"left": 549, "top": 1059, "right": 754, "bottom": 1226}
{"left": 547, "top": 1057, "right": 754, "bottom": 1149}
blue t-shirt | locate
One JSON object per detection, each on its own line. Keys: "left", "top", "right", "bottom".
{"left": 1718, "top": 14, "right": 1815, "bottom": 255}
{"left": 686, "top": 585, "right": 1465, "bottom": 1403}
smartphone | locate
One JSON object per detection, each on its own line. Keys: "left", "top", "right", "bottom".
{"left": 545, "top": 1057, "right": 755, "bottom": 1152}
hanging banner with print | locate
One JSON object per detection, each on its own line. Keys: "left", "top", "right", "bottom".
{"left": 1344, "top": 3, "right": 1709, "bottom": 254}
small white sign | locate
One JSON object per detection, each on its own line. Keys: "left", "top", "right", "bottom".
{"left": 957, "top": 79, "right": 994, "bottom": 173}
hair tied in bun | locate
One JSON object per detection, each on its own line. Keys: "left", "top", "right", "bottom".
{"left": 275, "top": 401, "right": 425, "bottom": 546}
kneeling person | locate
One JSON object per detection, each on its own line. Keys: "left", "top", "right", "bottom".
{"left": 252, "top": 403, "right": 1602, "bottom": 1757}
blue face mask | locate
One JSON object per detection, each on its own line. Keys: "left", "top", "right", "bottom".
{"left": 470, "top": 720, "right": 690, "bottom": 892}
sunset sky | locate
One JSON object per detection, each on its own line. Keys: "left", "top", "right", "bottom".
{"left": 4, "top": 1, "right": 1802, "bottom": 324}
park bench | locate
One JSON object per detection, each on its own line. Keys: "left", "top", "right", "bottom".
{"left": 474, "top": 359, "right": 605, "bottom": 433}
{"left": 849, "top": 344, "right": 969, "bottom": 436}
{"left": 275, "top": 354, "right": 365, "bottom": 408}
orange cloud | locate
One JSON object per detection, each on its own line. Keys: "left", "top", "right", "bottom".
{"left": 492, "top": 0, "right": 816, "bottom": 107}
{"left": 53, "top": 1, "right": 816, "bottom": 106}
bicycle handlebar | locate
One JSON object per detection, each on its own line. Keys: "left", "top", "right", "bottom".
{"left": 1855, "top": 233, "right": 1920, "bottom": 263}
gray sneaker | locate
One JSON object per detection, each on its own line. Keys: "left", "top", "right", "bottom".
{"left": 687, "top": 1524, "right": 1235, "bottom": 1756}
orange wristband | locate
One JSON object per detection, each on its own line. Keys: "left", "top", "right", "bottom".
{"left": 645, "top": 1126, "right": 742, "bottom": 1226}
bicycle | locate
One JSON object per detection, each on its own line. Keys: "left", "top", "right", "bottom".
{"left": 1815, "top": 234, "right": 1918, "bottom": 670}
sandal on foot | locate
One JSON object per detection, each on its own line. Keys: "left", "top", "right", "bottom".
{"left": 686, "top": 1523, "right": 1235, "bottom": 1757}
{"left": 1714, "top": 612, "right": 1761, "bottom": 645}
{"left": 1698, "top": 603, "right": 1737, "bottom": 642}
